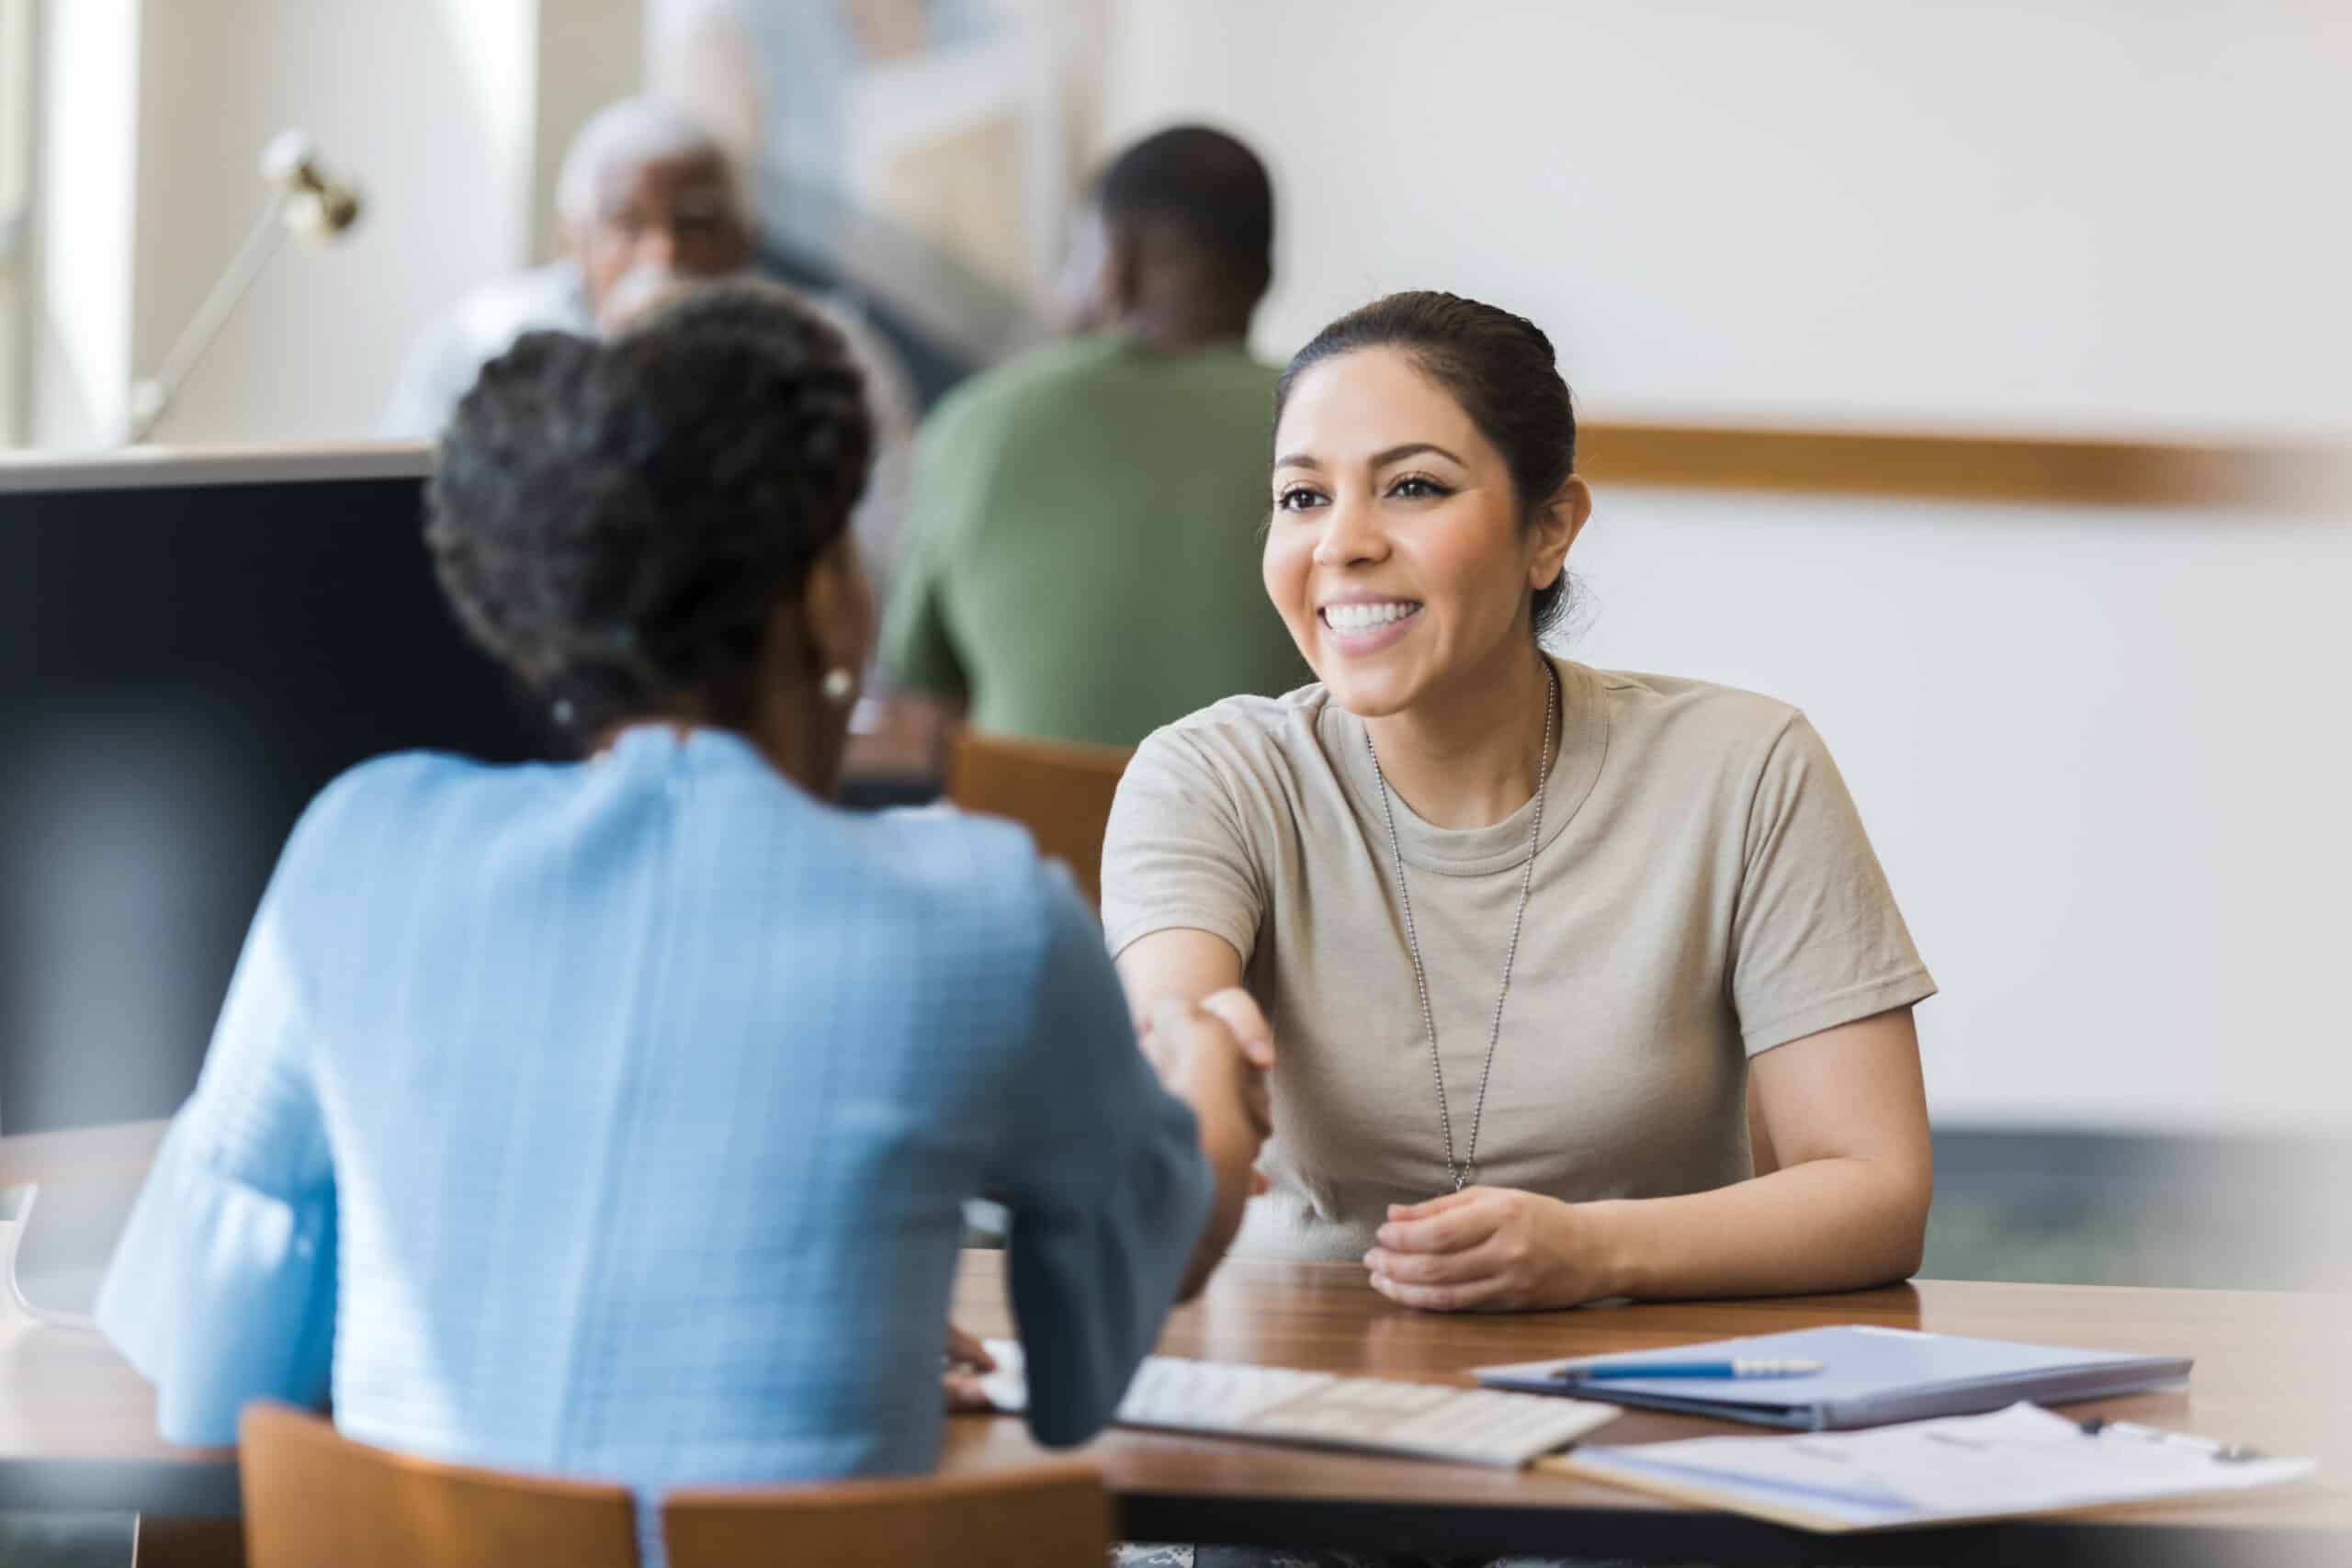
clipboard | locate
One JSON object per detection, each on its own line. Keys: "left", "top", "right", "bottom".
{"left": 1478, "top": 1324, "right": 2191, "bottom": 1428}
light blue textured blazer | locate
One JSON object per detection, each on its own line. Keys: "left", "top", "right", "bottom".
{"left": 96, "top": 726, "right": 1209, "bottom": 1557}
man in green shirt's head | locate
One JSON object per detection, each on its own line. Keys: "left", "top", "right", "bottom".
{"left": 877, "top": 127, "right": 1307, "bottom": 754}
{"left": 1065, "top": 123, "right": 1273, "bottom": 353}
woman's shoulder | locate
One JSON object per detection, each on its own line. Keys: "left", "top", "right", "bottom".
{"left": 286, "top": 748, "right": 511, "bottom": 846}
{"left": 844, "top": 800, "right": 1098, "bottom": 950}
{"left": 242, "top": 750, "right": 543, "bottom": 925}
{"left": 1566, "top": 665, "right": 1852, "bottom": 828}
{"left": 858, "top": 798, "right": 1064, "bottom": 885}
{"left": 1579, "top": 664, "right": 1813, "bottom": 759}
{"left": 1133, "top": 682, "right": 1337, "bottom": 783}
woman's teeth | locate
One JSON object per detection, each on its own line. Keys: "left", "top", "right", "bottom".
{"left": 1321, "top": 602, "right": 1420, "bottom": 632}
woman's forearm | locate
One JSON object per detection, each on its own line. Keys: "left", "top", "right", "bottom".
{"left": 1585, "top": 1156, "right": 1931, "bottom": 1302}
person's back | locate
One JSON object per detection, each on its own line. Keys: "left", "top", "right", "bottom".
{"left": 885, "top": 333, "right": 1301, "bottom": 747}
{"left": 100, "top": 732, "right": 1164, "bottom": 1483}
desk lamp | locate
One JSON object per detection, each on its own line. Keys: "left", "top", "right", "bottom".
{"left": 120, "top": 130, "right": 363, "bottom": 444}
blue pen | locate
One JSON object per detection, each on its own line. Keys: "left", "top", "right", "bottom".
{"left": 1551, "top": 1357, "right": 1824, "bottom": 1382}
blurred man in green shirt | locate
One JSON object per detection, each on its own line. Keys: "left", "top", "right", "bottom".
{"left": 877, "top": 127, "right": 1305, "bottom": 753}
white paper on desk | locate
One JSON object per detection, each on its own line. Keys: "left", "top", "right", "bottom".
{"left": 1566, "top": 1404, "right": 2317, "bottom": 1530}
{"left": 975, "top": 1337, "right": 1028, "bottom": 1412}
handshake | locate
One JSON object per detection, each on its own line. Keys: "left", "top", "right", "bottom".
{"left": 1138, "top": 987, "right": 1275, "bottom": 1152}
{"left": 943, "top": 987, "right": 1277, "bottom": 1413}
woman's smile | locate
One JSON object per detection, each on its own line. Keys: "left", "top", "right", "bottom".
{"left": 1317, "top": 596, "right": 1425, "bottom": 655}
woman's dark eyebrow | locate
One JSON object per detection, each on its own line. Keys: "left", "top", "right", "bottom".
{"left": 1372, "top": 441, "right": 1464, "bottom": 468}
{"left": 1275, "top": 444, "right": 1465, "bottom": 471}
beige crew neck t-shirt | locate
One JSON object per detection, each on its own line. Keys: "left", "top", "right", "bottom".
{"left": 1101, "top": 658, "right": 1937, "bottom": 1262}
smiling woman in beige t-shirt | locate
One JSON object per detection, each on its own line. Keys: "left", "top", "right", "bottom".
{"left": 1103, "top": 290, "right": 1937, "bottom": 1311}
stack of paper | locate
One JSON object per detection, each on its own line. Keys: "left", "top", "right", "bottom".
{"left": 1544, "top": 1403, "right": 2316, "bottom": 1533}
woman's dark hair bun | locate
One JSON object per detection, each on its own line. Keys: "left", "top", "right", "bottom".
{"left": 1275, "top": 290, "right": 1577, "bottom": 640}
{"left": 426, "top": 279, "right": 873, "bottom": 740}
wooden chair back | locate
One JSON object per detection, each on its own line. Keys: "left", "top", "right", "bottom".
{"left": 238, "top": 1404, "right": 1106, "bottom": 1568}
{"left": 665, "top": 1460, "right": 1111, "bottom": 1568}
{"left": 945, "top": 731, "right": 1133, "bottom": 906}
{"left": 238, "top": 1404, "right": 640, "bottom": 1568}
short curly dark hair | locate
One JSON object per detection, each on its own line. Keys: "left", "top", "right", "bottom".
{"left": 427, "top": 279, "right": 873, "bottom": 743}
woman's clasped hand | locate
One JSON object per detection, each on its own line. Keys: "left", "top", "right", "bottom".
{"left": 1363, "top": 1188, "right": 1618, "bottom": 1313}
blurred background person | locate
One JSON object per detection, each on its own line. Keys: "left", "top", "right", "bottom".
{"left": 874, "top": 124, "right": 1306, "bottom": 764}
{"left": 648, "top": 0, "right": 1101, "bottom": 385}
{"left": 379, "top": 97, "right": 744, "bottom": 437}
{"left": 380, "top": 96, "right": 921, "bottom": 619}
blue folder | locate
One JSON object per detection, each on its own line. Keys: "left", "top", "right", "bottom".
{"left": 1474, "top": 1324, "right": 2191, "bottom": 1430}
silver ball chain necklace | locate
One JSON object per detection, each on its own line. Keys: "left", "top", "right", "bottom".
{"left": 1364, "top": 660, "right": 1559, "bottom": 1194}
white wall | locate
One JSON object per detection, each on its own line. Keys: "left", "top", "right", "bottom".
{"left": 21, "top": 0, "right": 593, "bottom": 447}
{"left": 1107, "top": 0, "right": 2352, "bottom": 439}
{"left": 123, "top": 0, "right": 539, "bottom": 446}
{"left": 1104, "top": 1, "right": 2352, "bottom": 1134}
{"left": 28, "top": 0, "right": 140, "bottom": 447}
{"left": 1571, "top": 491, "right": 2350, "bottom": 1134}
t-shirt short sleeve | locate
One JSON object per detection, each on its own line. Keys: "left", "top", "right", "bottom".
{"left": 1100, "top": 725, "right": 1265, "bottom": 965}
{"left": 1729, "top": 714, "right": 1938, "bottom": 1055}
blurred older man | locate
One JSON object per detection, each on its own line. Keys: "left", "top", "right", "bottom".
{"left": 384, "top": 96, "right": 914, "bottom": 608}
{"left": 382, "top": 98, "right": 748, "bottom": 435}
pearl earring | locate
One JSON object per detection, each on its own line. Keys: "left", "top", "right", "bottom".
{"left": 820, "top": 668, "right": 856, "bottom": 706}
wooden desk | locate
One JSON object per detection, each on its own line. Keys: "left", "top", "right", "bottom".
{"left": 952, "top": 1254, "right": 2350, "bottom": 1565}
{"left": 6, "top": 1125, "right": 2346, "bottom": 1565}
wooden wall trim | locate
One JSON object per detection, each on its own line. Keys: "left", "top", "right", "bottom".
{"left": 1577, "top": 423, "right": 2349, "bottom": 512}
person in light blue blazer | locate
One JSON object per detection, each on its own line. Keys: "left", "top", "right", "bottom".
{"left": 95, "top": 279, "right": 1273, "bottom": 1562}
